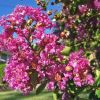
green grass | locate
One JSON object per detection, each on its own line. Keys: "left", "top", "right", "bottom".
{"left": 0, "top": 63, "right": 5, "bottom": 67}
{"left": 0, "top": 90, "right": 53, "bottom": 100}
{"left": 0, "top": 63, "right": 5, "bottom": 82}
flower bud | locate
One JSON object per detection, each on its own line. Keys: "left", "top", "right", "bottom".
{"left": 65, "top": 66, "right": 72, "bottom": 72}
{"left": 47, "top": 10, "right": 52, "bottom": 15}
{"left": 55, "top": 73, "right": 62, "bottom": 82}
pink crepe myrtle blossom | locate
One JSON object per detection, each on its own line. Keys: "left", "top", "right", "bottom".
{"left": 0, "top": 5, "right": 54, "bottom": 94}
{"left": 94, "top": 0, "right": 100, "bottom": 9}
{"left": 67, "top": 50, "right": 94, "bottom": 87}
{"left": 47, "top": 82, "right": 55, "bottom": 90}
{"left": 3, "top": 57, "right": 33, "bottom": 95}
{"left": 78, "top": 5, "right": 88, "bottom": 14}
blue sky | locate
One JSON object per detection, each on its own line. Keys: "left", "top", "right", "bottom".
{"left": 0, "top": 0, "right": 62, "bottom": 16}
{"left": 0, "top": 0, "right": 37, "bottom": 16}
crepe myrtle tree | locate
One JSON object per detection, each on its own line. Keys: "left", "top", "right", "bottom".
{"left": 0, "top": 0, "right": 100, "bottom": 100}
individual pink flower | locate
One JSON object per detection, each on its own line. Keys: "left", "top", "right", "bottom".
{"left": 94, "top": 0, "right": 100, "bottom": 9}
{"left": 47, "top": 82, "right": 55, "bottom": 90}
{"left": 78, "top": 4, "right": 88, "bottom": 14}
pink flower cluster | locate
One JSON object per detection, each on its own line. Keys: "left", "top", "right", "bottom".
{"left": 3, "top": 56, "right": 33, "bottom": 94}
{"left": 66, "top": 50, "right": 94, "bottom": 87}
{"left": 36, "top": 34, "right": 66, "bottom": 91}
{"left": 47, "top": 50, "right": 94, "bottom": 91}
{"left": 0, "top": 5, "right": 54, "bottom": 94}
{"left": 0, "top": 6, "right": 94, "bottom": 94}
{"left": 0, "top": 5, "right": 53, "bottom": 52}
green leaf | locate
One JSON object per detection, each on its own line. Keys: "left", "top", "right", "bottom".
{"left": 75, "top": 96, "right": 89, "bottom": 100}
{"left": 36, "top": 81, "right": 47, "bottom": 95}
{"left": 85, "top": 51, "right": 91, "bottom": 58}
{"left": 53, "top": 92, "right": 58, "bottom": 100}
{"left": 31, "top": 70, "right": 38, "bottom": 84}
{"left": 96, "top": 70, "right": 100, "bottom": 78}
{"left": 30, "top": 70, "right": 38, "bottom": 89}
{"left": 95, "top": 89, "right": 100, "bottom": 98}
{"left": 95, "top": 70, "right": 100, "bottom": 86}
{"left": 41, "top": 0, "right": 45, "bottom": 1}
{"left": 78, "top": 92, "right": 89, "bottom": 100}
{"left": 61, "top": 46, "right": 71, "bottom": 56}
